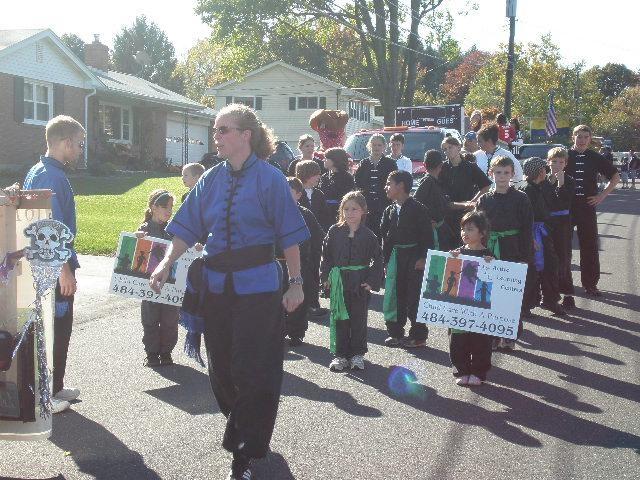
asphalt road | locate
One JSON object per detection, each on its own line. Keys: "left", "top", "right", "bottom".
{"left": 1, "top": 188, "right": 639, "bottom": 480}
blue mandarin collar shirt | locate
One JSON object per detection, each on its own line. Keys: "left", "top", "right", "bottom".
{"left": 23, "top": 156, "right": 80, "bottom": 269}
{"left": 167, "top": 153, "right": 310, "bottom": 294}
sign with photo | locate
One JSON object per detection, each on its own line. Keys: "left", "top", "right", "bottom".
{"left": 417, "top": 250, "right": 528, "bottom": 339}
{"left": 109, "top": 233, "right": 200, "bottom": 306}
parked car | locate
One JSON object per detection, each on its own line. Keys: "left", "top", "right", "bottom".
{"left": 516, "top": 143, "right": 565, "bottom": 161}
{"left": 344, "top": 126, "right": 462, "bottom": 176}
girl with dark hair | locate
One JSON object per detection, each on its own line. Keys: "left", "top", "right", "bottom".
{"left": 318, "top": 147, "right": 356, "bottom": 230}
{"left": 136, "top": 189, "right": 178, "bottom": 367}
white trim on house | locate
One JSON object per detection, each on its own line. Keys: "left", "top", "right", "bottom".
{"left": 22, "top": 77, "right": 53, "bottom": 126}
{"left": 97, "top": 101, "right": 133, "bottom": 144}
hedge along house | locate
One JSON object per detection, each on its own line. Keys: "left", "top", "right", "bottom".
{"left": 0, "top": 29, "right": 215, "bottom": 171}
{"left": 205, "top": 61, "right": 382, "bottom": 150}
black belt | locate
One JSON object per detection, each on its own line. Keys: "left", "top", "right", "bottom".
{"left": 205, "top": 244, "right": 275, "bottom": 273}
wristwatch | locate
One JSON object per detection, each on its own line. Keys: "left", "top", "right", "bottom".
{"left": 288, "top": 276, "right": 304, "bottom": 286}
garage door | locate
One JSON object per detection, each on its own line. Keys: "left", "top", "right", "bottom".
{"left": 166, "top": 114, "right": 210, "bottom": 166}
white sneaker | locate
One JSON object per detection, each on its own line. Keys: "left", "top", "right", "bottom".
{"left": 349, "top": 355, "right": 365, "bottom": 370}
{"left": 329, "top": 357, "right": 349, "bottom": 372}
{"left": 51, "top": 398, "right": 70, "bottom": 414}
{"left": 54, "top": 387, "right": 80, "bottom": 402}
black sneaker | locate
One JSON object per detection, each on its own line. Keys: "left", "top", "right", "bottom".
{"left": 540, "top": 302, "right": 566, "bottom": 316}
{"left": 562, "top": 295, "right": 576, "bottom": 310}
{"left": 144, "top": 354, "right": 161, "bottom": 367}
{"left": 160, "top": 353, "right": 174, "bottom": 365}
{"left": 288, "top": 337, "right": 303, "bottom": 347}
{"left": 228, "top": 455, "right": 252, "bottom": 480}
{"left": 585, "top": 287, "right": 602, "bottom": 297}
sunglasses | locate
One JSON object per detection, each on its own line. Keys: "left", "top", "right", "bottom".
{"left": 212, "top": 126, "right": 243, "bottom": 135}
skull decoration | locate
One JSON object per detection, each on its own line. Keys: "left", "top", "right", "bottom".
{"left": 24, "top": 219, "right": 74, "bottom": 265}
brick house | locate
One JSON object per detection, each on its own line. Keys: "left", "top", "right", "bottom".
{"left": 0, "top": 29, "right": 215, "bottom": 171}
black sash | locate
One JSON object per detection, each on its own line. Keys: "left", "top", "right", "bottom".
{"left": 205, "top": 244, "right": 275, "bottom": 273}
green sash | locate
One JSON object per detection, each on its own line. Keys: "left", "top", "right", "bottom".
{"left": 328, "top": 265, "right": 367, "bottom": 354}
{"left": 487, "top": 229, "right": 519, "bottom": 259}
{"left": 432, "top": 220, "right": 445, "bottom": 250}
{"left": 383, "top": 243, "right": 418, "bottom": 323}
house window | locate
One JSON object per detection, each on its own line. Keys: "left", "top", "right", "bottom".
{"left": 23, "top": 79, "right": 52, "bottom": 124}
{"left": 233, "top": 96, "right": 263, "bottom": 110}
{"left": 297, "top": 96, "right": 326, "bottom": 110}
{"left": 98, "top": 104, "right": 131, "bottom": 142}
{"left": 348, "top": 100, "right": 371, "bottom": 122}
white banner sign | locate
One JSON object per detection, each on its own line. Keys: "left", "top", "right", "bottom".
{"left": 108, "top": 233, "right": 200, "bottom": 306}
{"left": 416, "top": 250, "right": 527, "bottom": 339}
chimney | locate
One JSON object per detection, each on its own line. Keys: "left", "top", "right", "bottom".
{"left": 84, "top": 34, "right": 110, "bottom": 71}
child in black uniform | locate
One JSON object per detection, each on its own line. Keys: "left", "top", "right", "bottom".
{"left": 545, "top": 147, "right": 576, "bottom": 309}
{"left": 476, "top": 156, "right": 533, "bottom": 350}
{"left": 280, "top": 178, "right": 325, "bottom": 346}
{"left": 518, "top": 157, "right": 565, "bottom": 316}
{"left": 136, "top": 189, "right": 179, "bottom": 366}
{"left": 320, "top": 191, "right": 383, "bottom": 371}
{"left": 449, "top": 211, "right": 494, "bottom": 386}
{"left": 319, "top": 147, "right": 356, "bottom": 230}
{"left": 296, "top": 160, "right": 329, "bottom": 316}
{"left": 381, "top": 170, "right": 433, "bottom": 348}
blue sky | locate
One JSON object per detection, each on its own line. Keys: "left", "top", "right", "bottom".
{"left": 2, "top": 0, "right": 638, "bottom": 70}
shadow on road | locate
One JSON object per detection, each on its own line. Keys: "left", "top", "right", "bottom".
{"left": 144, "top": 363, "right": 219, "bottom": 416}
{"left": 49, "top": 410, "right": 161, "bottom": 479}
{"left": 252, "top": 451, "right": 297, "bottom": 479}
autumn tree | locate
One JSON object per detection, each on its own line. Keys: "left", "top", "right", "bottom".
{"left": 112, "top": 15, "right": 183, "bottom": 93}
{"left": 440, "top": 50, "right": 490, "bottom": 103}
{"left": 465, "top": 35, "right": 603, "bottom": 129}
{"left": 195, "top": 0, "right": 447, "bottom": 125}
{"left": 584, "top": 63, "right": 639, "bottom": 103}
{"left": 593, "top": 86, "right": 640, "bottom": 151}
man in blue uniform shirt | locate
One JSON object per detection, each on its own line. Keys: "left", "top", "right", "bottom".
{"left": 150, "top": 104, "right": 308, "bottom": 480}
{"left": 23, "top": 115, "right": 85, "bottom": 414}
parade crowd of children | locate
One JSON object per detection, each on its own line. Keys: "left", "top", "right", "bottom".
{"left": 137, "top": 124, "right": 616, "bottom": 388}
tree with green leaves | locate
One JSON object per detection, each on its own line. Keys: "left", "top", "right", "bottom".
{"left": 593, "top": 86, "right": 640, "bottom": 151}
{"left": 465, "top": 35, "right": 603, "bottom": 132}
{"left": 195, "top": 0, "right": 448, "bottom": 125}
{"left": 60, "top": 33, "right": 86, "bottom": 61}
{"left": 112, "top": 15, "right": 183, "bottom": 93}
{"left": 584, "top": 63, "right": 639, "bottom": 103}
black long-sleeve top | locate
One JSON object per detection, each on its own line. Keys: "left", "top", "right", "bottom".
{"left": 298, "top": 187, "right": 328, "bottom": 230}
{"left": 277, "top": 205, "right": 324, "bottom": 281}
{"left": 542, "top": 174, "right": 576, "bottom": 212}
{"left": 354, "top": 156, "right": 397, "bottom": 214}
{"left": 517, "top": 179, "right": 549, "bottom": 223}
{"left": 138, "top": 219, "right": 172, "bottom": 240}
{"left": 476, "top": 187, "right": 533, "bottom": 263}
{"left": 439, "top": 159, "right": 492, "bottom": 202}
{"left": 566, "top": 148, "right": 618, "bottom": 199}
{"left": 379, "top": 197, "right": 433, "bottom": 264}
{"left": 318, "top": 170, "right": 356, "bottom": 229}
{"left": 412, "top": 174, "right": 448, "bottom": 223}
{"left": 320, "top": 224, "right": 384, "bottom": 293}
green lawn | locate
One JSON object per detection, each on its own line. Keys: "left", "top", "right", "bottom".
{"left": 71, "top": 174, "right": 188, "bottom": 255}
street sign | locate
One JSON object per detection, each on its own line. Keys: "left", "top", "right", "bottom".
{"left": 395, "top": 104, "right": 464, "bottom": 132}
{"left": 506, "top": 0, "right": 517, "bottom": 17}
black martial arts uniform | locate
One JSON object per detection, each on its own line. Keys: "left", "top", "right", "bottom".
{"left": 380, "top": 197, "right": 433, "bottom": 342}
{"left": 566, "top": 148, "right": 618, "bottom": 290}
{"left": 413, "top": 173, "right": 455, "bottom": 251}
{"left": 354, "top": 156, "right": 397, "bottom": 237}
{"left": 439, "top": 159, "right": 492, "bottom": 246}
{"left": 449, "top": 247, "right": 494, "bottom": 380}
{"left": 320, "top": 224, "right": 383, "bottom": 358}
{"left": 298, "top": 187, "right": 327, "bottom": 309}
{"left": 542, "top": 174, "right": 576, "bottom": 296}
{"left": 318, "top": 169, "right": 356, "bottom": 230}
{"left": 476, "top": 187, "right": 533, "bottom": 337}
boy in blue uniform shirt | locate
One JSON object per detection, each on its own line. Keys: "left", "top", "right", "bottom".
{"left": 23, "top": 115, "right": 85, "bottom": 414}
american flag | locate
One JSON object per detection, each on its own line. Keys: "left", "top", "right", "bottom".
{"left": 545, "top": 94, "right": 558, "bottom": 137}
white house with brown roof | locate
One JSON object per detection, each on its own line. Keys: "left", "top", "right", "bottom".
{"left": 205, "top": 61, "right": 382, "bottom": 150}
{"left": 0, "top": 29, "right": 215, "bottom": 170}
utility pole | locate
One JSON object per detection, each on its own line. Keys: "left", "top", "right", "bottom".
{"left": 504, "top": 0, "right": 517, "bottom": 119}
